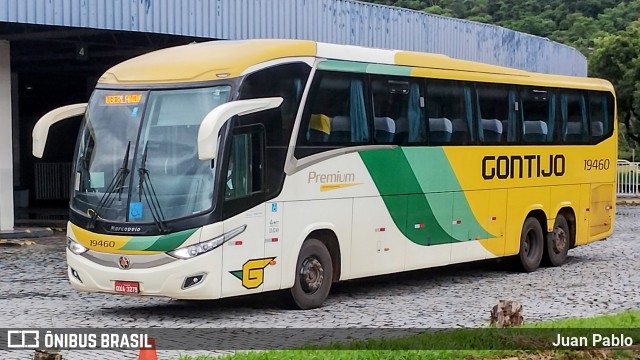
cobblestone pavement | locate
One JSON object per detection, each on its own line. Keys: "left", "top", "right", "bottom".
{"left": 1, "top": 206, "right": 639, "bottom": 359}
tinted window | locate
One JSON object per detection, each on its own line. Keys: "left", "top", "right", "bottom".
{"left": 426, "top": 80, "right": 472, "bottom": 145}
{"left": 371, "top": 77, "right": 426, "bottom": 144}
{"left": 237, "top": 63, "right": 310, "bottom": 200}
{"left": 225, "top": 130, "right": 263, "bottom": 200}
{"left": 296, "top": 71, "right": 370, "bottom": 157}
{"left": 239, "top": 63, "right": 310, "bottom": 147}
{"left": 521, "top": 88, "right": 556, "bottom": 143}
{"left": 476, "top": 85, "right": 516, "bottom": 144}
{"left": 589, "top": 92, "right": 613, "bottom": 143}
{"left": 561, "top": 93, "right": 588, "bottom": 143}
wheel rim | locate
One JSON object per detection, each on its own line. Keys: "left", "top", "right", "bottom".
{"left": 524, "top": 229, "right": 537, "bottom": 259}
{"left": 299, "top": 257, "right": 324, "bottom": 294}
{"left": 552, "top": 226, "right": 567, "bottom": 254}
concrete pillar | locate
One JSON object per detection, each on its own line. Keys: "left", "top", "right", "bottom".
{"left": 0, "top": 41, "right": 14, "bottom": 231}
{"left": 11, "top": 72, "right": 19, "bottom": 186}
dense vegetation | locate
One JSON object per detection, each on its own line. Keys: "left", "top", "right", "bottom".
{"left": 363, "top": 0, "right": 640, "bottom": 159}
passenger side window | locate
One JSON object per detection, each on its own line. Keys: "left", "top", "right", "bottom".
{"left": 561, "top": 93, "right": 588, "bottom": 143}
{"left": 371, "top": 77, "right": 425, "bottom": 144}
{"left": 476, "top": 85, "right": 516, "bottom": 144}
{"left": 589, "top": 92, "right": 613, "bottom": 143}
{"left": 297, "top": 72, "right": 370, "bottom": 156}
{"left": 225, "top": 127, "right": 264, "bottom": 200}
{"left": 238, "top": 63, "right": 310, "bottom": 147}
{"left": 521, "top": 88, "right": 556, "bottom": 143}
{"left": 426, "top": 80, "right": 473, "bottom": 145}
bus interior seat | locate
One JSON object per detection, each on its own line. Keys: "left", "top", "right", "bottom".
{"left": 451, "top": 118, "right": 469, "bottom": 143}
{"left": 374, "top": 116, "right": 396, "bottom": 143}
{"left": 523, "top": 120, "right": 548, "bottom": 143}
{"left": 429, "top": 117, "right": 452, "bottom": 144}
{"left": 308, "top": 113, "right": 331, "bottom": 142}
{"left": 564, "top": 121, "right": 583, "bottom": 142}
{"left": 591, "top": 121, "right": 604, "bottom": 138}
{"left": 329, "top": 115, "right": 351, "bottom": 143}
{"left": 395, "top": 116, "right": 408, "bottom": 143}
{"left": 482, "top": 119, "right": 503, "bottom": 143}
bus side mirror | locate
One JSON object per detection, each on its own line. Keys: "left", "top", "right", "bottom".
{"left": 32, "top": 103, "right": 88, "bottom": 158}
{"left": 197, "top": 97, "right": 283, "bottom": 160}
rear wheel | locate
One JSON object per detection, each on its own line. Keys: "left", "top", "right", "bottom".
{"left": 285, "top": 238, "right": 333, "bottom": 310}
{"left": 517, "top": 217, "right": 544, "bottom": 272}
{"left": 543, "top": 214, "right": 570, "bottom": 266}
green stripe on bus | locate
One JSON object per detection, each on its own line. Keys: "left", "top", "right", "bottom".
{"left": 317, "top": 60, "right": 368, "bottom": 73}
{"left": 359, "top": 147, "right": 493, "bottom": 245}
{"left": 403, "top": 148, "right": 493, "bottom": 240}
{"left": 144, "top": 228, "right": 198, "bottom": 251}
{"left": 119, "top": 228, "right": 197, "bottom": 251}
{"left": 119, "top": 236, "right": 161, "bottom": 251}
{"left": 359, "top": 147, "right": 456, "bottom": 245}
{"left": 317, "top": 60, "right": 412, "bottom": 76}
{"left": 366, "top": 63, "right": 412, "bottom": 76}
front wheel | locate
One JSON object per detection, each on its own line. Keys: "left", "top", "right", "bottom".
{"left": 285, "top": 238, "right": 333, "bottom": 310}
{"left": 543, "top": 214, "right": 570, "bottom": 266}
{"left": 516, "top": 217, "right": 544, "bottom": 272}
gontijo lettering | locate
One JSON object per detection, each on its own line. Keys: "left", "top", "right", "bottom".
{"left": 482, "top": 154, "right": 565, "bottom": 180}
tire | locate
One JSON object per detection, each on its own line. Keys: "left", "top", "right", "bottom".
{"left": 516, "top": 217, "right": 544, "bottom": 272}
{"left": 285, "top": 238, "right": 333, "bottom": 310}
{"left": 543, "top": 214, "right": 570, "bottom": 267}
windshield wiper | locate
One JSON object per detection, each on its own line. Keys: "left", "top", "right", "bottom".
{"left": 87, "top": 141, "right": 131, "bottom": 229}
{"left": 138, "top": 143, "right": 168, "bottom": 233}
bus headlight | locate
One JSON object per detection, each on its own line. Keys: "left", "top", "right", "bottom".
{"left": 67, "top": 237, "right": 89, "bottom": 255}
{"left": 167, "top": 224, "right": 246, "bottom": 260}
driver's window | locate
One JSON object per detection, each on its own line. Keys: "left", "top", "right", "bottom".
{"left": 225, "top": 127, "right": 264, "bottom": 200}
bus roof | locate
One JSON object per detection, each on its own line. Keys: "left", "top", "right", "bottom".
{"left": 98, "top": 39, "right": 613, "bottom": 92}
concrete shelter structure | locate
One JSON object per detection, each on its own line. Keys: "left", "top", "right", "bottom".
{"left": 0, "top": 0, "right": 587, "bottom": 230}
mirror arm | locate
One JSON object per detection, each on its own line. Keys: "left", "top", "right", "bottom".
{"left": 32, "top": 103, "right": 88, "bottom": 158}
{"left": 197, "top": 97, "right": 283, "bottom": 160}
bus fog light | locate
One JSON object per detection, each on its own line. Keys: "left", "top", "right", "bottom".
{"left": 182, "top": 274, "right": 206, "bottom": 289}
{"left": 67, "top": 237, "right": 88, "bottom": 255}
{"left": 70, "top": 267, "right": 83, "bottom": 283}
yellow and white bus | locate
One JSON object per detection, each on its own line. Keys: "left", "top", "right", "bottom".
{"left": 33, "top": 39, "right": 616, "bottom": 309}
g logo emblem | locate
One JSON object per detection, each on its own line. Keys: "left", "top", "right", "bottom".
{"left": 230, "top": 257, "right": 276, "bottom": 289}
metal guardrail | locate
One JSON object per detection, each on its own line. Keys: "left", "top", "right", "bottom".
{"left": 617, "top": 161, "right": 640, "bottom": 197}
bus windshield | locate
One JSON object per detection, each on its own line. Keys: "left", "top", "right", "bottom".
{"left": 71, "top": 86, "right": 231, "bottom": 224}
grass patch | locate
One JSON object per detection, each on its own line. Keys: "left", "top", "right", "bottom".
{"left": 177, "top": 310, "right": 640, "bottom": 360}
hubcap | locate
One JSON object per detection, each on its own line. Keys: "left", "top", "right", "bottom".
{"left": 552, "top": 226, "right": 567, "bottom": 254}
{"left": 299, "top": 257, "right": 324, "bottom": 294}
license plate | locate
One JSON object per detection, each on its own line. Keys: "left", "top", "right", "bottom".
{"left": 114, "top": 281, "right": 139, "bottom": 294}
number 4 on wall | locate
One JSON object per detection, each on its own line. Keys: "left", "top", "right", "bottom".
{"left": 76, "top": 43, "right": 88, "bottom": 61}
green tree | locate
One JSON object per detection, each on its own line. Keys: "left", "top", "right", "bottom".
{"left": 589, "top": 21, "right": 640, "bottom": 147}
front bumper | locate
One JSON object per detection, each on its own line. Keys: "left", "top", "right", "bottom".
{"left": 66, "top": 248, "right": 222, "bottom": 299}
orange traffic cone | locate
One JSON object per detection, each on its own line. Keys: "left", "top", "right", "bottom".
{"left": 138, "top": 337, "right": 157, "bottom": 360}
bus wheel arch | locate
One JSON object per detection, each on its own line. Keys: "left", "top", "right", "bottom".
{"left": 543, "top": 208, "right": 574, "bottom": 267}
{"left": 306, "top": 229, "right": 341, "bottom": 283}
{"left": 516, "top": 210, "right": 546, "bottom": 272}
{"left": 285, "top": 237, "right": 334, "bottom": 310}
{"left": 560, "top": 207, "right": 577, "bottom": 249}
